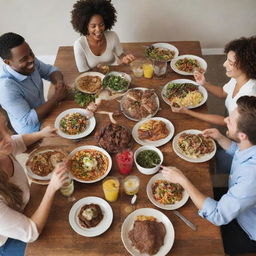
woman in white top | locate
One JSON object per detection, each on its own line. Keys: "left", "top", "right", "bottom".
{"left": 172, "top": 36, "right": 256, "bottom": 126}
{"left": 71, "top": 0, "right": 135, "bottom": 73}
{"left": 0, "top": 112, "right": 69, "bottom": 256}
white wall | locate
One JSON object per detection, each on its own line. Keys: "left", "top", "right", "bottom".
{"left": 0, "top": 0, "right": 255, "bottom": 56}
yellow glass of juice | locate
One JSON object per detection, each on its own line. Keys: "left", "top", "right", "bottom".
{"left": 102, "top": 177, "right": 120, "bottom": 202}
{"left": 143, "top": 62, "right": 154, "bottom": 78}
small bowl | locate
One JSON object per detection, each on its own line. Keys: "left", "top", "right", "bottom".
{"left": 103, "top": 71, "right": 131, "bottom": 93}
{"left": 134, "top": 146, "right": 163, "bottom": 175}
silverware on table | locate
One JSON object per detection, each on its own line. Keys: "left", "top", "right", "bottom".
{"left": 173, "top": 210, "right": 197, "bottom": 231}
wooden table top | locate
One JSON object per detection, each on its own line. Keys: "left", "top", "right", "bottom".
{"left": 25, "top": 41, "right": 224, "bottom": 256}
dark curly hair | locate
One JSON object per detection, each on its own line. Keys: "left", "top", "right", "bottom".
{"left": 237, "top": 96, "right": 256, "bottom": 145}
{"left": 0, "top": 32, "right": 24, "bottom": 60}
{"left": 224, "top": 36, "right": 256, "bottom": 79}
{"left": 71, "top": 0, "right": 117, "bottom": 36}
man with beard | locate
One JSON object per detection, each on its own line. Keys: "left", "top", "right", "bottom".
{"left": 161, "top": 95, "right": 256, "bottom": 255}
{"left": 0, "top": 32, "right": 67, "bottom": 134}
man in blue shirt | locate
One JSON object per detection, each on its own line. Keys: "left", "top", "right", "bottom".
{"left": 162, "top": 96, "right": 256, "bottom": 255}
{"left": 0, "top": 32, "right": 67, "bottom": 134}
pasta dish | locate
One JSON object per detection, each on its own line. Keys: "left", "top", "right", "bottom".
{"left": 152, "top": 179, "right": 183, "bottom": 204}
{"left": 60, "top": 112, "right": 88, "bottom": 135}
{"left": 178, "top": 133, "right": 215, "bottom": 158}
{"left": 70, "top": 149, "right": 109, "bottom": 181}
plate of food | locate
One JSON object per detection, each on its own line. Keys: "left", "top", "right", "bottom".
{"left": 132, "top": 117, "right": 174, "bottom": 147}
{"left": 69, "top": 196, "right": 113, "bottom": 237}
{"left": 170, "top": 55, "right": 207, "bottom": 75}
{"left": 172, "top": 129, "right": 216, "bottom": 163}
{"left": 145, "top": 43, "right": 179, "bottom": 62}
{"left": 161, "top": 79, "right": 208, "bottom": 109}
{"left": 75, "top": 71, "right": 105, "bottom": 94}
{"left": 102, "top": 71, "right": 131, "bottom": 93}
{"left": 68, "top": 145, "right": 112, "bottom": 183}
{"left": 147, "top": 173, "right": 189, "bottom": 210}
{"left": 97, "top": 123, "right": 133, "bottom": 154}
{"left": 55, "top": 108, "right": 96, "bottom": 139}
{"left": 121, "top": 208, "right": 174, "bottom": 256}
{"left": 120, "top": 88, "right": 160, "bottom": 121}
{"left": 26, "top": 146, "right": 67, "bottom": 181}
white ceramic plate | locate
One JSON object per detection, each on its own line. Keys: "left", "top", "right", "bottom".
{"left": 161, "top": 79, "right": 208, "bottom": 109}
{"left": 68, "top": 145, "right": 112, "bottom": 183}
{"left": 148, "top": 43, "right": 179, "bottom": 61}
{"left": 147, "top": 173, "right": 189, "bottom": 210}
{"left": 121, "top": 208, "right": 175, "bottom": 256}
{"left": 170, "top": 55, "right": 207, "bottom": 75}
{"left": 69, "top": 197, "right": 113, "bottom": 237}
{"left": 120, "top": 87, "right": 160, "bottom": 121}
{"left": 172, "top": 129, "right": 217, "bottom": 163}
{"left": 55, "top": 108, "right": 96, "bottom": 139}
{"left": 132, "top": 117, "right": 175, "bottom": 147}
{"left": 75, "top": 71, "right": 105, "bottom": 94}
{"left": 25, "top": 147, "right": 67, "bottom": 181}
{"left": 103, "top": 71, "right": 131, "bottom": 93}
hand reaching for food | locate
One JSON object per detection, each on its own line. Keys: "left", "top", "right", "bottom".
{"left": 171, "top": 104, "right": 188, "bottom": 114}
{"left": 202, "top": 128, "right": 223, "bottom": 140}
{"left": 121, "top": 54, "right": 135, "bottom": 64}
{"left": 39, "top": 126, "right": 57, "bottom": 138}
{"left": 161, "top": 166, "right": 187, "bottom": 185}
{"left": 193, "top": 70, "right": 206, "bottom": 86}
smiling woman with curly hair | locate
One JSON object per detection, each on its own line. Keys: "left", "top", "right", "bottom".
{"left": 71, "top": 0, "right": 135, "bottom": 72}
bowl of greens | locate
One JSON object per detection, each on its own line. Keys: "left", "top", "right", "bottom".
{"left": 102, "top": 72, "right": 131, "bottom": 93}
{"left": 134, "top": 146, "right": 163, "bottom": 175}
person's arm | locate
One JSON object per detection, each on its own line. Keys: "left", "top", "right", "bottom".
{"left": 21, "top": 126, "right": 57, "bottom": 147}
{"left": 172, "top": 106, "right": 226, "bottom": 126}
{"left": 119, "top": 53, "right": 135, "bottom": 64}
{"left": 35, "top": 84, "right": 67, "bottom": 120}
{"left": 161, "top": 166, "right": 206, "bottom": 209}
{"left": 73, "top": 39, "right": 90, "bottom": 72}
{"left": 202, "top": 128, "right": 232, "bottom": 150}
{"left": 194, "top": 71, "right": 227, "bottom": 98}
{"left": 30, "top": 163, "right": 69, "bottom": 234}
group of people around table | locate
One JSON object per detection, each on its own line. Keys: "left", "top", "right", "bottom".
{"left": 0, "top": 0, "right": 255, "bottom": 255}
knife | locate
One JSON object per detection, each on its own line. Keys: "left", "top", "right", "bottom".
{"left": 173, "top": 210, "right": 197, "bottom": 231}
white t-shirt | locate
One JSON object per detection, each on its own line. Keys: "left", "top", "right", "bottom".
{"left": 0, "top": 135, "right": 39, "bottom": 246}
{"left": 73, "top": 31, "right": 123, "bottom": 72}
{"left": 223, "top": 78, "right": 256, "bottom": 114}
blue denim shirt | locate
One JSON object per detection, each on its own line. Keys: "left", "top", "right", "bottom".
{"left": 199, "top": 142, "right": 256, "bottom": 240}
{"left": 0, "top": 58, "right": 58, "bottom": 134}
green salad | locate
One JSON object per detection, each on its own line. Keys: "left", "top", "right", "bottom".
{"left": 136, "top": 150, "right": 161, "bottom": 168}
{"left": 103, "top": 74, "right": 129, "bottom": 92}
{"left": 74, "top": 89, "right": 97, "bottom": 107}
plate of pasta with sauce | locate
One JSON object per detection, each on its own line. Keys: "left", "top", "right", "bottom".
{"left": 55, "top": 108, "right": 96, "bottom": 139}
{"left": 170, "top": 55, "right": 207, "bottom": 75}
{"left": 68, "top": 145, "right": 112, "bottom": 183}
{"left": 146, "top": 173, "right": 189, "bottom": 210}
{"left": 172, "top": 129, "right": 216, "bottom": 163}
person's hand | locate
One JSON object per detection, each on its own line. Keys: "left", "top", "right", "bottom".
{"left": 48, "top": 162, "right": 70, "bottom": 192}
{"left": 39, "top": 126, "right": 57, "bottom": 138}
{"left": 202, "top": 128, "right": 223, "bottom": 140}
{"left": 161, "top": 166, "right": 187, "bottom": 185}
{"left": 121, "top": 54, "right": 135, "bottom": 64}
{"left": 53, "top": 83, "right": 68, "bottom": 102}
{"left": 194, "top": 70, "right": 206, "bottom": 86}
{"left": 56, "top": 79, "right": 66, "bottom": 88}
{"left": 171, "top": 104, "right": 188, "bottom": 114}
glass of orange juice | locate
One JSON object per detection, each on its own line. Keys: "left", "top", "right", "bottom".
{"left": 143, "top": 61, "right": 153, "bottom": 79}
{"left": 102, "top": 176, "right": 120, "bottom": 202}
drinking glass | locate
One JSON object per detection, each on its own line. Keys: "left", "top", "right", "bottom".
{"left": 102, "top": 176, "right": 120, "bottom": 202}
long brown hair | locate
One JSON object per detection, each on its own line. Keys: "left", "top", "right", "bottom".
{"left": 0, "top": 170, "right": 23, "bottom": 211}
{"left": 0, "top": 108, "right": 23, "bottom": 211}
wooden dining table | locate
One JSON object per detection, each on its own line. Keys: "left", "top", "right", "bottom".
{"left": 25, "top": 41, "right": 225, "bottom": 256}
